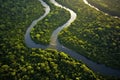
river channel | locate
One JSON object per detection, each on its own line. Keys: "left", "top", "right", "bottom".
{"left": 25, "top": 0, "right": 120, "bottom": 77}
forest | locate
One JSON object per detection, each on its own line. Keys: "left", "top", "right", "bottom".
{"left": 0, "top": 0, "right": 99, "bottom": 79}
{"left": 57, "top": 0, "right": 120, "bottom": 69}
{"left": 0, "top": 0, "right": 120, "bottom": 80}
{"left": 30, "top": 0, "right": 70, "bottom": 45}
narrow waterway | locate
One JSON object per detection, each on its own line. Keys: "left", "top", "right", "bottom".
{"left": 49, "top": 0, "right": 120, "bottom": 77}
{"left": 83, "top": 0, "right": 120, "bottom": 19}
{"left": 24, "top": 0, "right": 50, "bottom": 48}
{"left": 48, "top": 0, "right": 77, "bottom": 48}
{"left": 25, "top": 0, "right": 120, "bottom": 77}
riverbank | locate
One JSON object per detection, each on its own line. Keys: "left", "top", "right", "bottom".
{"left": 30, "top": 0, "right": 70, "bottom": 45}
{"left": 57, "top": 0, "right": 120, "bottom": 71}
{"left": 86, "top": 0, "right": 120, "bottom": 17}
{"left": 24, "top": 0, "right": 120, "bottom": 77}
{"left": 0, "top": 0, "right": 100, "bottom": 79}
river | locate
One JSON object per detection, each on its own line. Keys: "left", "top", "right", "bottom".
{"left": 25, "top": 0, "right": 50, "bottom": 48}
{"left": 25, "top": 0, "right": 120, "bottom": 77}
{"left": 83, "top": 0, "right": 120, "bottom": 19}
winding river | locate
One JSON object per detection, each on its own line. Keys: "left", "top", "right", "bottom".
{"left": 48, "top": 0, "right": 77, "bottom": 48}
{"left": 25, "top": 0, "right": 120, "bottom": 77}
{"left": 25, "top": 0, "right": 50, "bottom": 48}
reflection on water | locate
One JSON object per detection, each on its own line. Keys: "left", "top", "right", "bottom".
{"left": 25, "top": 0, "right": 50, "bottom": 48}
{"left": 49, "top": 0, "right": 120, "bottom": 76}
{"left": 49, "top": 0, "right": 77, "bottom": 47}
{"left": 25, "top": 0, "right": 120, "bottom": 77}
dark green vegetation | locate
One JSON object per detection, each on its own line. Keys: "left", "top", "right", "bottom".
{"left": 57, "top": 0, "right": 120, "bottom": 69}
{"left": 87, "top": 0, "right": 120, "bottom": 17}
{"left": 0, "top": 0, "right": 100, "bottom": 79}
{"left": 0, "top": 48, "right": 99, "bottom": 80}
{"left": 30, "top": 0, "right": 70, "bottom": 45}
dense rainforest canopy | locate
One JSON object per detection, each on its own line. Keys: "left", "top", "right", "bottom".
{"left": 0, "top": 0, "right": 120, "bottom": 80}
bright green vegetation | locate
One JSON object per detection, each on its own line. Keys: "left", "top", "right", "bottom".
{"left": 30, "top": 0, "right": 70, "bottom": 45}
{"left": 87, "top": 0, "right": 120, "bottom": 17}
{"left": 0, "top": 0, "right": 101, "bottom": 79}
{"left": 0, "top": 48, "right": 99, "bottom": 80}
{"left": 0, "top": 0, "right": 45, "bottom": 50}
{"left": 57, "top": 0, "right": 120, "bottom": 69}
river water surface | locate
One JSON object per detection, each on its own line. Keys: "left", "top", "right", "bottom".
{"left": 25, "top": 0, "right": 120, "bottom": 77}
{"left": 25, "top": 0, "right": 50, "bottom": 48}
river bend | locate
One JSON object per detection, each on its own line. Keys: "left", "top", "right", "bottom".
{"left": 25, "top": 0, "right": 120, "bottom": 77}
{"left": 25, "top": 0, "right": 50, "bottom": 48}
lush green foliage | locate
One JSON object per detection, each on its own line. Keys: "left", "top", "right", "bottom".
{"left": 0, "top": 0, "right": 44, "bottom": 51}
{"left": 30, "top": 0, "right": 70, "bottom": 45}
{"left": 57, "top": 0, "right": 120, "bottom": 69}
{"left": 0, "top": 48, "right": 99, "bottom": 80}
{"left": 87, "top": 0, "right": 120, "bottom": 17}
{"left": 0, "top": 0, "right": 100, "bottom": 79}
